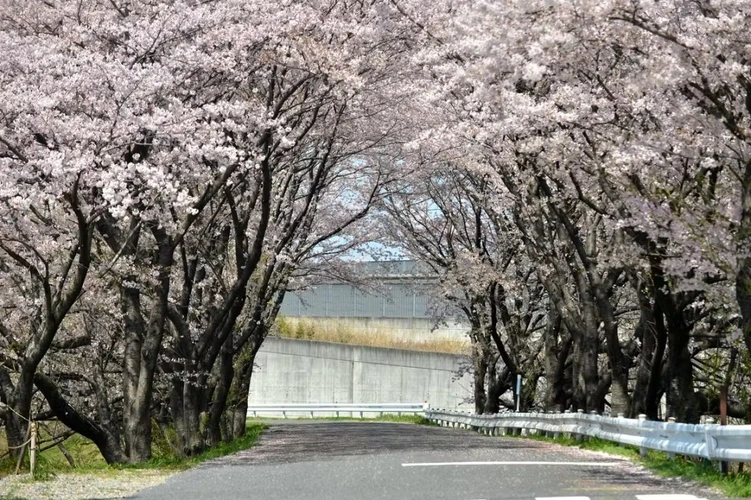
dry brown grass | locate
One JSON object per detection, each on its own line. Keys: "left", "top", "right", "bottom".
{"left": 274, "top": 317, "right": 470, "bottom": 355}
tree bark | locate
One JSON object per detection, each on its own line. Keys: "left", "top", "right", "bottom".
{"left": 472, "top": 338, "right": 488, "bottom": 414}
{"left": 632, "top": 302, "right": 657, "bottom": 417}
{"left": 122, "top": 238, "right": 174, "bottom": 462}
{"left": 736, "top": 160, "right": 751, "bottom": 424}
{"left": 34, "top": 373, "right": 126, "bottom": 464}
{"left": 483, "top": 359, "right": 509, "bottom": 414}
{"left": 207, "top": 344, "right": 234, "bottom": 445}
{"left": 543, "top": 313, "right": 570, "bottom": 412}
{"left": 226, "top": 345, "right": 259, "bottom": 440}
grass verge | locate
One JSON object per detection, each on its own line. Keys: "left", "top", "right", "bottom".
{"left": 505, "top": 432, "right": 751, "bottom": 497}
{"left": 0, "top": 423, "right": 267, "bottom": 479}
{"left": 112, "top": 423, "right": 267, "bottom": 472}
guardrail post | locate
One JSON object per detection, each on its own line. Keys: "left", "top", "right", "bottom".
{"left": 638, "top": 414, "right": 648, "bottom": 457}
{"left": 667, "top": 417, "right": 677, "bottom": 459}
{"left": 553, "top": 410, "right": 561, "bottom": 439}
{"left": 616, "top": 411, "right": 625, "bottom": 446}
{"left": 574, "top": 409, "right": 584, "bottom": 441}
{"left": 704, "top": 417, "right": 723, "bottom": 472}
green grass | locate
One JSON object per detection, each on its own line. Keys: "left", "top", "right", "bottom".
{"left": 644, "top": 453, "right": 751, "bottom": 497}
{"left": 0, "top": 424, "right": 108, "bottom": 478}
{"left": 501, "top": 432, "right": 751, "bottom": 497}
{"left": 0, "top": 423, "right": 267, "bottom": 479}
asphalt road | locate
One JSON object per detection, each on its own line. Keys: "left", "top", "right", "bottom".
{"left": 131, "top": 421, "right": 724, "bottom": 500}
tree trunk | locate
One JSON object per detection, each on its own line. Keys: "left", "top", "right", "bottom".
{"left": 122, "top": 240, "right": 174, "bottom": 463}
{"left": 632, "top": 307, "right": 656, "bottom": 417}
{"left": 207, "top": 344, "right": 234, "bottom": 445}
{"left": 226, "top": 338, "right": 263, "bottom": 440}
{"left": 650, "top": 259, "right": 699, "bottom": 423}
{"left": 4, "top": 368, "right": 34, "bottom": 458}
{"left": 542, "top": 307, "right": 569, "bottom": 411}
{"left": 171, "top": 376, "right": 206, "bottom": 456}
{"left": 594, "top": 283, "right": 630, "bottom": 416}
{"left": 3, "top": 411, "right": 27, "bottom": 460}
{"left": 483, "top": 359, "right": 507, "bottom": 414}
{"left": 571, "top": 330, "right": 599, "bottom": 412}
{"left": 34, "top": 373, "right": 126, "bottom": 464}
{"left": 736, "top": 162, "right": 751, "bottom": 422}
{"left": 472, "top": 345, "right": 488, "bottom": 414}
{"left": 664, "top": 327, "right": 699, "bottom": 423}
{"left": 644, "top": 306, "right": 667, "bottom": 421}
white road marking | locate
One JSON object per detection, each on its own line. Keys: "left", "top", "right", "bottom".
{"left": 401, "top": 461, "right": 623, "bottom": 467}
{"left": 537, "top": 497, "right": 591, "bottom": 500}
{"left": 637, "top": 496, "right": 706, "bottom": 500}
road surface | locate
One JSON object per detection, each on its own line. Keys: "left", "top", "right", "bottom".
{"left": 131, "top": 421, "right": 724, "bottom": 500}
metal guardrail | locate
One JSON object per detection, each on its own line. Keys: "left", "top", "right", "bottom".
{"left": 248, "top": 402, "right": 429, "bottom": 418}
{"left": 426, "top": 409, "right": 751, "bottom": 462}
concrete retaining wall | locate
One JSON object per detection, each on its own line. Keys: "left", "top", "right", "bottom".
{"left": 248, "top": 337, "right": 473, "bottom": 412}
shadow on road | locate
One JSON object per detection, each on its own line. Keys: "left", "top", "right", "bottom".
{"left": 206, "top": 422, "right": 553, "bottom": 467}
{"left": 577, "top": 464, "right": 676, "bottom": 491}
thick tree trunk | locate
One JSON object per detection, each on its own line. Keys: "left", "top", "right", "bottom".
{"left": 567, "top": 307, "right": 599, "bottom": 412}
{"left": 4, "top": 368, "right": 34, "bottom": 458}
{"left": 572, "top": 330, "right": 599, "bottom": 412}
{"left": 207, "top": 345, "right": 234, "bottom": 445}
{"left": 644, "top": 308, "right": 667, "bottom": 421}
{"left": 171, "top": 377, "right": 206, "bottom": 456}
{"left": 473, "top": 347, "right": 488, "bottom": 414}
{"left": 736, "top": 162, "right": 751, "bottom": 424}
{"left": 122, "top": 240, "right": 174, "bottom": 463}
{"left": 34, "top": 373, "right": 126, "bottom": 464}
{"left": 483, "top": 359, "right": 507, "bottom": 414}
{"left": 4, "top": 412, "right": 27, "bottom": 460}
{"left": 632, "top": 308, "right": 656, "bottom": 417}
{"left": 650, "top": 259, "right": 699, "bottom": 423}
{"left": 123, "top": 382, "right": 153, "bottom": 463}
{"left": 225, "top": 340, "right": 261, "bottom": 440}
{"left": 228, "top": 363, "right": 253, "bottom": 440}
{"left": 594, "top": 284, "right": 630, "bottom": 416}
{"left": 665, "top": 328, "right": 699, "bottom": 423}
{"left": 542, "top": 308, "right": 569, "bottom": 411}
